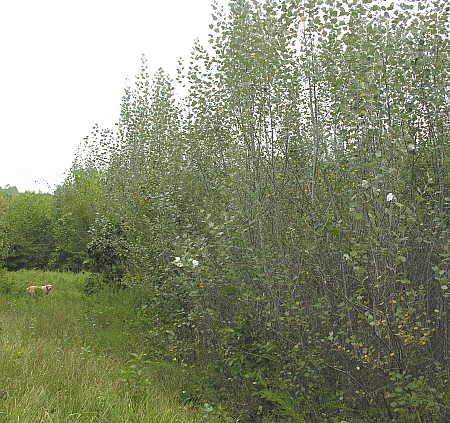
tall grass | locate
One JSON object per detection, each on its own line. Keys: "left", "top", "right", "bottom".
{"left": 0, "top": 270, "right": 206, "bottom": 423}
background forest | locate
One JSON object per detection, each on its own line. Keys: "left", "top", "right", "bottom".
{"left": 1, "top": 0, "right": 448, "bottom": 421}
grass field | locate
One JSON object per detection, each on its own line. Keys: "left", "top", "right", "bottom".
{"left": 0, "top": 270, "right": 208, "bottom": 423}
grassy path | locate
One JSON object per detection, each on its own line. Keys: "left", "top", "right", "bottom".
{"left": 0, "top": 270, "right": 202, "bottom": 423}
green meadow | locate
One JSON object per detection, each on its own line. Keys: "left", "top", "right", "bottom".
{"left": 0, "top": 270, "right": 207, "bottom": 423}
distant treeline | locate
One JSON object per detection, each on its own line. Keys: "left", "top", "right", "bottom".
{"left": 1, "top": 1, "right": 448, "bottom": 422}
{"left": 0, "top": 185, "right": 19, "bottom": 195}
{"left": 0, "top": 180, "right": 98, "bottom": 272}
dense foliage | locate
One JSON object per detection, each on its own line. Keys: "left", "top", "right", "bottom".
{"left": 0, "top": 191, "right": 55, "bottom": 270}
{"left": 1, "top": 1, "right": 448, "bottom": 421}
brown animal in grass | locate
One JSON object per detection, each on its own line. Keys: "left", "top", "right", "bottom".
{"left": 26, "top": 285, "right": 53, "bottom": 295}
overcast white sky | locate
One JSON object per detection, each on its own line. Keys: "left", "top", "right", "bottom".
{"left": 0, "top": 0, "right": 213, "bottom": 193}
